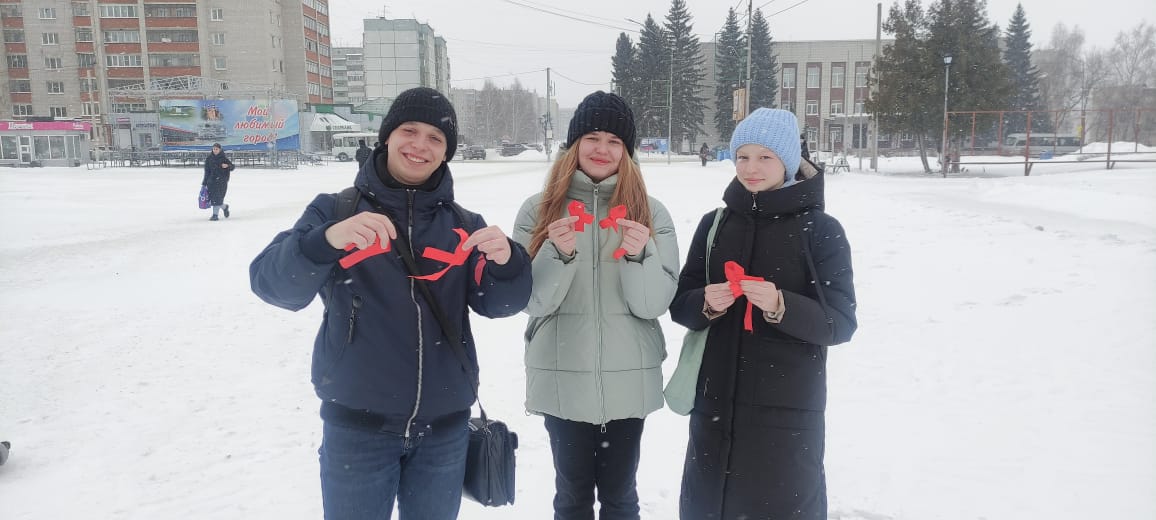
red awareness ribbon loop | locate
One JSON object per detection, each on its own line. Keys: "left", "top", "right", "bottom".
{"left": 412, "top": 228, "right": 487, "bottom": 285}
{"left": 600, "top": 205, "right": 629, "bottom": 259}
{"left": 724, "top": 261, "right": 764, "bottom": 332}
{"left": 339, "top": 235, "right": 392, "bottom": 269}
{"left": 568, "top": 200, "right": 595, "bottom": 231}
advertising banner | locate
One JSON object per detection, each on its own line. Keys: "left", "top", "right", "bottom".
{"left": 158, "top": 99, "right": 299, "bottom": 151}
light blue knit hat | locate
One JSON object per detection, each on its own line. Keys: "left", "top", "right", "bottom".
{"left": 730, "top": 108, "right": 802, "bottom": 187}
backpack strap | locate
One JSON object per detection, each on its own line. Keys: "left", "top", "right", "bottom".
{"left": 704, "top": 208, "right": 724, "bottom": 284}
{"left": 335, "top": 186, "right": 361, "bottom": 221}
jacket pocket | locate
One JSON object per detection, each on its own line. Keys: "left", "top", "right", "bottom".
{"left": 734, "top": 338, "right": 828, "bottom": 411}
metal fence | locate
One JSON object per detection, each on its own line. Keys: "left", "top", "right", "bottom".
{"left": 85, "top": 150, "right": 326, "bottom": 170}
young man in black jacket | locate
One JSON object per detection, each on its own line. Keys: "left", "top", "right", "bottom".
{"left": 250, "top": 87, "right": 532, "bottom": 520}
{"left": 354, "top": 139, "right": 371, "bottom": 167}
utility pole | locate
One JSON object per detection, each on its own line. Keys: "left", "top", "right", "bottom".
{"left": 871, "top": 2, "right": 881, "bottom": 171}
{"left": 745, "top": 0, "right": 753, "bottom": 117}
{"left": 667, "top": 40, "right": 673, "bottom": 165}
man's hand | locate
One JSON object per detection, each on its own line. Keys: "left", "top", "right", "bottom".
{"left": 546, "top": 215, "right": 580, "bottom": 256}
{"left": 462, "top": 226, "right": 513, "bottom": 265}
{"left": 325, "top": 211, "right": 397, "bottom": 250}
{"left": 704, "top": 282, "right": 737, "bottom": 312}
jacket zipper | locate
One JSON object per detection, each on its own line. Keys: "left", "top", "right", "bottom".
{"left": 346, "top": 295, "right": 362, "bottom": 344}
{"left": 592, "top": 184, "right": 606, "bottom": 428}
{"left": 404, "top": 189, "right": 424, "bottom": 442}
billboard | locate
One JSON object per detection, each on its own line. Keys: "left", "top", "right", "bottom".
{"left": 158, "top": 99, "right": 299, "bottom": 151}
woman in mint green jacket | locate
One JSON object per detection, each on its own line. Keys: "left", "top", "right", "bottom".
{"left": 513, "top": 91, "right": 679, "bottom": 520}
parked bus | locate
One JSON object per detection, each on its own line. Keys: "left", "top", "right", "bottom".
{"left": 331, "top": 132, "right": 377, "bottom": 162}
{"left": 1003, "top": 133, "right": 1083, "bottom": 155}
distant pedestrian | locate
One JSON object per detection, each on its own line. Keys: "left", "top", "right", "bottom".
{"left": 202, "top": 143, "right": 234, "bottom": 221}
{"left": 800, "top": 132, "right": 811, "bottom": 160}
{"left": 354, "top": 139, "right": 371, "bottom": 168}
{"left": 0, "top": 441, "right": 9, "bottom": 466}
{"left": 700, "top": 142, "right": 710, "bottom": 166}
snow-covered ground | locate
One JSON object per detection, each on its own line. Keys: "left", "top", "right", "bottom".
{"left": 1, "top": 157, "right": 1153, "bottom": 519}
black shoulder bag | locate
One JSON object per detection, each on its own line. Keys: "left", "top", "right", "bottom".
{"left": 346, "top": 187, "right": 517, "bottom": 507}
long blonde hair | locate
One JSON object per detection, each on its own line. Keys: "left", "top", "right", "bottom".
{"left": 528, "top": 145, "right": 653, "bottom": 258}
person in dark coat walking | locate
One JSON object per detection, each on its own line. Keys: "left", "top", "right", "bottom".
{"left": 669, "top": 108, "right": 857, "bottom": 520}
{"left": 800, "top": 131, "right": 811, "bottom": 160}
{"left": 250, "top": 87, "right": 532, "bottom": 520}
{"left": 700, "top": 142, "right": 710, "bottom": 166}
{"left": 202, "top": 143, "right": 234, "bottom": 221}
{"left": 354, "top": 139, "right": 371, "bottom": 168}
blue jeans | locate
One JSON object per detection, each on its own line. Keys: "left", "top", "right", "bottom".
{"left": 319, "top": 413, "right": 470, "bottom": 520}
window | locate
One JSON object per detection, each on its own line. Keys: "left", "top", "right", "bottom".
{"left": 320, "top": 65, "right": 331, "bottom": 77}
{"left": 99, "top": 5, "right": 138, "bottom": 18}
{"left": 831, "top": 65, "right": 845, "bottom": 88}
{"left": 80, "top": 78, "right": 99, "bottom": 92}
{"left": 806, "top": 66, "right": 820, "bottom": 88}
{"left": 806, "top": 128, "right": 817, "bottom": 144}
{"left": 13, "top": 104, "right": 33, "bottom": 116}
{"left": 830, "top": 101, "right": 843, "bottom": 115}
{"left": 105, "top": 54, "right": 143, "bottom": 67}
{"left": 213, "top": 56, "right": 227, "bottom": 70}
{"left": 781, "top": 100, "right": 792, "bottom": 112}
{"left": 9, "top": 80, "right": 31, "bottom": 93}
{"left": 271, "top": 35, "right": 278, "bottom": 48}
{"left": 83, "top": 102, "right": 101, "bottom": 115}
{"left": 306, "top": 60, "right": 318, "bottom": 73}
{"left": 104, "top": 30, "right": 140, "bottom": 43}
{"left": 319, "top": 44, "right": 330, "bottom": 57}
{"left": 211, "top": 33, "right": 225, "bottom": 45}
{"left": 107, "top": 79, "right": 144, "bottom": 90}
{"left": 308, "top": 83, "right": 321, "bottom": 95}
{"left": 3, "top": 30, "right": 24, "bottom": 43}
{"left": 47, "top": 81, "right": 66, "bottom": 94}
{"left": 44, "top": 57, "right": 64, "bottom": 70}
{"left": 322, "top": 86, "right": 332, "bottom": 98}
{"left": 145, "top": 5, "right": 197, "bottom": 17}
{"left": 75, "top": 28, "right": 93, "bottom": 42}
{"left": 148, "top": 30, "right": 198, "bottom": 43}
{"left": 830, "top": 128, "right": 842, "bottom": 143}
{"left": 210, "top": 8, "right": 223, "bottom": 21}
{"left": 111, "top": 102, "right": 147, "bottom": 112}
{"left": 73, "top": 2, "right": 91, "bottom": 16}
{"left": 854, "top": 100, "right": 865, "bottom": 114}
{"left": 149, "top": 54, "right": 199, "bottom": 67}
{"left": 42, "top": 33, "right": 60, "bottom": 45}
{"left": 805, "top": 100, "right": 818, "bottom": 115}
{"left": 7, "top": 55, "right": 29, "bottom": 68}
{"left": 855, "top": 64, "right": 869, "bottom": 88}
{"left": 39, "top": 7, "right": 57, "bottom": 19}
{"left": 781, "top": 67, "right": 799, "bottom": 88}
{"left": 0, "top": 5, "right": 22, "bottom": 18}
{"left": 900, "top": 133, "right": 912, "bottom": 141}
{"left": 50, "top": 107, "right": 68, "bottom": 118}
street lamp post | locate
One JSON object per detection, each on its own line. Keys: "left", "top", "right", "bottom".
{"left": 941, "top": 54, "right": 952, "bottom": 177}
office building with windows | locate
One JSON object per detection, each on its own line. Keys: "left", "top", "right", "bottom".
{"left": 362, "top": 17, "right": 450, "bottom": 101}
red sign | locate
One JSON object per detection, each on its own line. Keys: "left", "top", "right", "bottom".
{"left": 0, "top": 121, "right": 93, "bottom": 132}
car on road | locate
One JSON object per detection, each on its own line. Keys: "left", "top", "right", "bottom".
{"left": 500, "top": 143, "right": 527, "bottom": 157}
{"left": 462, "top": 145, "right": 486, "bottom": 160}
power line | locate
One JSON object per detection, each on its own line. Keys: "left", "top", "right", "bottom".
{"left": 767, "top": 0, "right": 814, "bottom": 16}
{"left": 444, "top": 37, "right": 606, "bottom": 55}
{"left": 453, "top": 68, "right": 547, "bottom": 82}
{"left": 550, "top": 69, "right": 605, "bottom": 86}
{"left": 499, "top": 0, "right": 636, "bottom": 32}
{"left": 504, "top": 0, "right": 633, "bottom": 27}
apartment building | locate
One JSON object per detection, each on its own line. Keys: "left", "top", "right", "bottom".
{"left": 332, "top": 46, "right": 365, "bottom": 104}
{"left": 0, "top": 0, "right": 332, "bottom": 147}
{"left": 362, "top": 17, "right": 449, "bottom": 101}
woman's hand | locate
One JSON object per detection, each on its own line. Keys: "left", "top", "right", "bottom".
{"left": 546, "top": 215, "right": 580, "bottom": 256}
{"left": 616, "top": 219, "right": 650, "bottom": 257}
{"left": 739, "top": 279, "right": 781, "bottom": 313}
{"left": 462, "top": 226, "right": 513, "bottom": 265}
{"left": 325, "top": 211, "right": 397, "bottom": 250}
{"left": 704, "top": 282, "right": 737, "bottom": 312}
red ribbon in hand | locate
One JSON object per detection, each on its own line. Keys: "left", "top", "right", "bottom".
{"left": 412, "top": 228, "right": 486, "bottom": 285}
{"left": 599, "top": 205, "right": 629, "bottom": 259}
{"left": 339, "top": 235, "right": 392, "bottom": 269}
{"left": 568, "top": 200, "right": 595, "bottom": 231}
{"left": 724, "top": 261, "right": 764, "bottom": 332}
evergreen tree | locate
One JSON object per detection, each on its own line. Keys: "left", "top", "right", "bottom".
{"left": 611, "top": 33, "right": 643, "bottom": 118}
{"left": 635, "top": 15, "right": 669, "bottom": 139}
{"left": 714, "top": 8, "right": 745, "bottom": 141}
{"left": 748, "top": 8, "right": 778, "bottom": 111}
{"left": 867, "top": 0, "right": 938, "bottom": 171}
{"left": 1004, "top": 4, "right": 1050, "bottom": 133}
{"left": 664, "top": 0, "right": 707, "bottom": 148}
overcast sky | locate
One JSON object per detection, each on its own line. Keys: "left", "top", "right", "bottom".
{"left": 329, "top": 0, "right": 1150, "bottom": 108}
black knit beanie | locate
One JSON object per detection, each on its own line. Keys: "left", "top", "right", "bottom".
{"left": 566, "top": 91, "right": 637, "bottom": 157}
{"left": 378, "top": 87, "right": 459, "bottom": 161}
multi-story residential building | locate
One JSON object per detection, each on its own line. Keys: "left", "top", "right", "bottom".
{"left": 0, "top": 0, "right": 332, "bottom": 147}
{"left": 362, "top": 18, "right": 449, "bottom": 101}
{"left": 332, "top": 46, "right": 366, "bottom": 104}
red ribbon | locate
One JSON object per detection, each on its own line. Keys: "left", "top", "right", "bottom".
{"left": 567, "top": 200, "right": 595, "bottom": 231}
{"left": 599, "top": 205, "right": 629, "bottom": 259}
{"left": 339, "top": 235, "right": 392, "bottom": 269}
{"left": 724, "top": 261, "right": 764, "bottom": 332}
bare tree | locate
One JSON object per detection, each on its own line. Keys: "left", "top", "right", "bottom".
{"left": 1102, "top": 22, "right": 1156, "bottom": 142}
{"left": 1038, "top": 24, "right": 1109, "bottom": 140}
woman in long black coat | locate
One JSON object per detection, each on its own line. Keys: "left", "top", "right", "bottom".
{"left": 669, "top": 108, "right": 857, "bottom": 519}
{"left": 202, "top": 143, "right": 234, "bottom": 220}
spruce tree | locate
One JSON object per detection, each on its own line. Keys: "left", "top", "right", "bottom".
{"left": 748, "top": 8, "right": 778, "bottom": 111}
{"left": 612, "top": 33, "right": 643, "bottom": 116}
{"left": 664, "top": 0, "right": 707, "bottom": 149}
{"left": 714, "top": 8, "right": 745, "bottom": 141}
{"left": 868, "top": 0, "right": 939, "bottom": 172}
{"left": 1003, "top": 4, "right": 1050, "bottom": 133}
{"left": 635, "top": 15, "right": 669, "bottom": 139}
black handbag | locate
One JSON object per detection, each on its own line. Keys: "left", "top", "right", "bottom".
{"left": 392, "top": 226, "right": 518, "bottom": 507}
